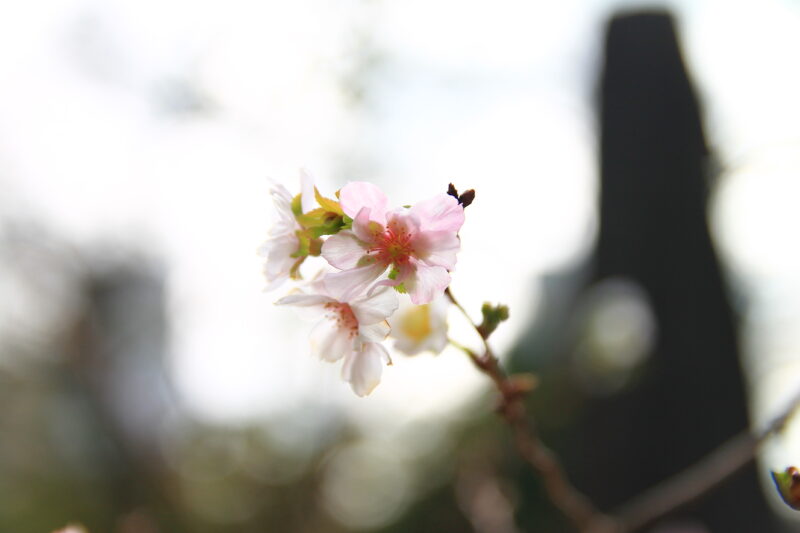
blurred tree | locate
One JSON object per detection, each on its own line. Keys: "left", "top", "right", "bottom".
{"left": 512, "top": 11, "right": 777, "bottom": 533}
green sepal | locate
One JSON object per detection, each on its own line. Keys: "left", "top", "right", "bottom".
{"left": 309, "top": 215, "right": 345, "bottom": 238}
{"left": 295, "top": 207, "right": 346, "bottom": 239}
{"left": 315, "top": 187, "right": 344, "bottom": 215}
{"left": 394, "top": 282, "right": 407, "bottom": 294}
{"left": 341, "top": 214, "right": 353, "bottom": 230}
{"left": 288, "top": 256, "right": 306, "bottom": 280}
{"left": 291, "top": 230, "right": 311, "bottom": 258}
{"left": 295, "top": 207, "right": 329, "bottom": 228}
{"left": 291, "top": 194, "right": 303, "bottom": 216}
{"left": 477, "top": 302, "right": 510, "bottom": 339}
{"left": 388, "top": 267, "right": 400, "bottom": 280}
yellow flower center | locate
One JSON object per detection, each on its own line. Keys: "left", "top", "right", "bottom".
{"left": 399, "top": 304, "right": 432, "bottom": 342}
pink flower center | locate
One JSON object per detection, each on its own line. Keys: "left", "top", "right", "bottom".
{"left": 369, "top": 224, "right": 415, "bottom": 267}
{"left": 324, "top": 302, "right": 359, "bottom": 338}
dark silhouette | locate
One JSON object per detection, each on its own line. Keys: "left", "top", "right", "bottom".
{"left": 513, "top": 11, "right": 777, "bottom": 532}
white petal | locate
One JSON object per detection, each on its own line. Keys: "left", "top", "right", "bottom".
{"left": 341, "top": 342, "right": 390, "bottom": 397}
{"left": 404, "top": 262, "right": 451, "bottom": 305}
{"left": 322, "top": 232, "right": 368, "bottom": 270}
{"left": 275, "top": 291, "right": 333, "bottom": 321}
{"left": 411, "top": 230, "right": 461, "bottom": 269}
{"left": 310, "top": 318, "right": 355, "bottom": 362}
{"left": 391, "top": 296, "right": 449, "bottom": 356}
{"left": 261, "top": 235, "right": 300, "bottom": 291}
{"left": 275, "top": 293, "right": 332, "bottom": 307}
{"left": 350, "top": 285, "right": 399, "bottom": 325}
{"left": 359, "top": 321, "right": 391, "bottom": 343}
{"left": 268, "top": 182, "right": 299, "bottom": 233}
{"left": 268, "top": 181, "right": 293, "bottom": 205}
{"left": 322, "top": 263, "right": 386, "bottom": 302}
{"left": 299, "top": 168, "right": 317, "bottom": 214}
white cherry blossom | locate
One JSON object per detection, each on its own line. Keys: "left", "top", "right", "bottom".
{"left": 389, "top": 294, "right": 449, "bottom": 356}
{"left": 276, "top": 277, "right": 398, "bottom": 396}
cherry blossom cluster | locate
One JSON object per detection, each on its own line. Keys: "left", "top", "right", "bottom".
{"left": 260, "top": 170, "right": 469, "bottom": 396}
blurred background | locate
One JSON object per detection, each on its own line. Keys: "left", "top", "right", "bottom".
{"left": 1, "top": 0, "right": 800, "bottom": 531}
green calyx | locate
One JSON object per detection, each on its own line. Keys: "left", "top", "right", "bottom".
{"left": 285, "top": 187, "right": 348, "bottom": 280}
{"left": 477, "top": 302, "right": 510, "bottom": 339}
{"left": 387, "top": 266, "right": 407, "bottom": 293}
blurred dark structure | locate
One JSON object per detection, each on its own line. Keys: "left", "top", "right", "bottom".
{"left": 512, "top": 11, "right": 777, "bottom": 532}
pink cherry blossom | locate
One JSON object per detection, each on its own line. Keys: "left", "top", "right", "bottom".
{"left": 321, "top": 182, "right": 465, "bottom": 305}
{"left": 276, "top": 277, "right": 398, "bottom": 396}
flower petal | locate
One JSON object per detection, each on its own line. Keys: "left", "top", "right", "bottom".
{"left": 352, "top": 207, "right": 384, "bottom": 243}
{"left": 341, "top": 342, "right": 391, "bottom": 396}
{"left": 260, "top": 234, "right": 300, "bottom": 291}
{"left": 385, "top": 209, "right": 421, "bottom": 238}
{"left": 275, "top": 291, "right": 333, "bottom": 320}
{"left": 322, "top": 231, "right": 368, "bottom": 270}
{"left": 275, "top": 293, "right": 332, "bottom": 307}
{"left": 390, "top": 295, "right": 449, "bottom": 355}
{"left": 310, "top": 318, "right": 355, "bottom": 362}
{"left": 299, "top": 168, "right": 317, "bottom": 214}
{"left": 409, "top": 193, "right": 465, "bottom": 233}
{"left": 404, "top": 262, "right": 451, "bottom": 305}
{"left": 339, "top": 182, "right": 388, "bottom": 225}
{"left": 267, "top": 182, "right": 297, "bottom": 233}
{"left": 268, "top": 181, "right": 293, "bottom": 206}
{"left": 322, "top": 263, "right": 386, "bottom": 302}
{"left": 411, "top": 230, "right": 461, "bottom": 270}
{"left": 359, "top": 320, "right": 391, "bottom": 343}
{"left": 351, "top": 285, "right": 399, "bottom": 325}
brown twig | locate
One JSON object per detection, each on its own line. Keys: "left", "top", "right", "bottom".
{"left": 445, "top": 286, "right": 800, "bottom": 533}
{"left": 445, "top": 287, "right": 612, "bottom": 531}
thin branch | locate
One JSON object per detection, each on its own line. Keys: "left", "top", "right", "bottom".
{"left": 445, "top": 287, "right": 612, "bottom": 531}
{"left": 445, "top": 286, "right": 800, "bottom": 533}
{"left": 597, "top": 391, "right": 800, "bottom": 533}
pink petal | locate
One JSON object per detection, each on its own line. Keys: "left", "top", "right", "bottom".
{"left": 322, "top": 263, "right": 386, "bottom": 302}
{"left": 341, "top": 342, "right": 391, "bottom": 396}
{"left": 385, "top": 209, "right": 421, "bottom": 238}
{"left": 409, "top": 193, "right": 465, "bottom": 233}
{"left": 366, "top": 260, "right": 412, "bottom": 294}
{"left": 411, "top": 230, "right": 461, "bottom": 269}
{"left": 339, "top": 182, "right": 388, "bottom": 225}
{"left": 350, "top": 285, "right": 399, "bottom": 325}
{"left": 310, "top": 318, "right": 355, "bottom": 362}
{"left": 322, "top": 232, "right": 368, "bottom": 270}
{"left": 404, "top": 262, "right": 451, "bottom": 305}
{"left": 352, "top": 207, "right": 384, "bottom": 243}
